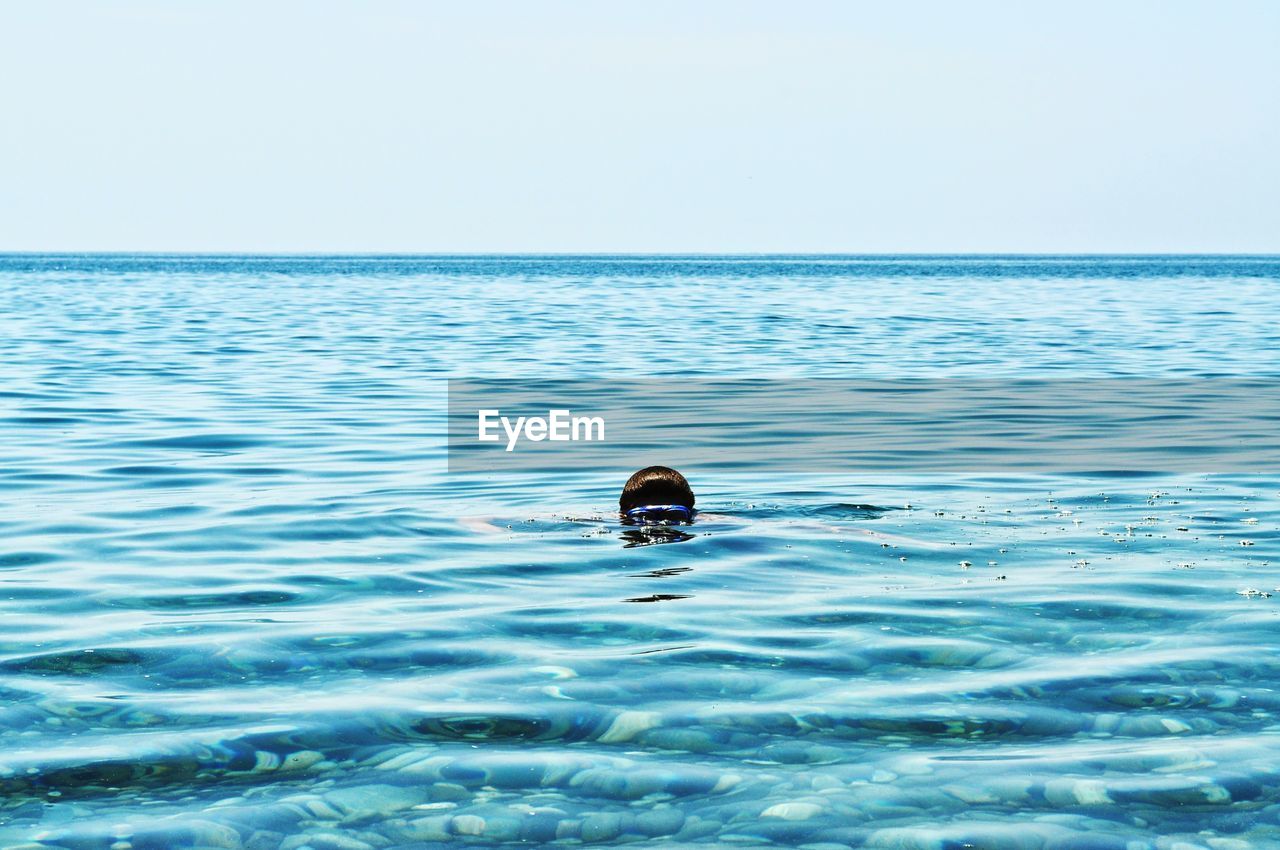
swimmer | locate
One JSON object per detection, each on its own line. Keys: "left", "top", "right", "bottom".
{"left": 457, "top": 465, "right": 698, "bottom": 534}
{"left": 460, "top": 465, "right": 945, "bottom": 551}
{"left": 618, "top": 465, "right": 697, "bottom": 525}
{"left": 613, "top": 466, "right": 939, "bottom": 549}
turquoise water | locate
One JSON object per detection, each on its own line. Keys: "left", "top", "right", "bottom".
{"left": 2, "top": 255, "right": 1280, "bottom": 850}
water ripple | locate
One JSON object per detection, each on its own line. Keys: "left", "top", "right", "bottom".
{"left": 2, "top": 256, "right": 1280, "bottom": 848}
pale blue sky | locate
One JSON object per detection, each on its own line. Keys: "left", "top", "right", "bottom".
{"left": 2, "top": 1, "right": 1277, "bottom": 252}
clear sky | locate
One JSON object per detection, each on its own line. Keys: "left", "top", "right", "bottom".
{"left": 2, "top": 1, "right": 1277, "bottom": 253}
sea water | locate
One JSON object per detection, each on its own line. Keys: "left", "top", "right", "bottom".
{"left": 1, "top": 255, "right": 1278, "bottom": 849}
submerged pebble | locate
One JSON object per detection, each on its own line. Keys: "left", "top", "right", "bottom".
{"left": 761, "top": 801, "right": 824, "bottom": 820}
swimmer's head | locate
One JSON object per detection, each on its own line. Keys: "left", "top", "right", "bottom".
{"left": 619, "top": 466, "right": 695, "bottom": 517}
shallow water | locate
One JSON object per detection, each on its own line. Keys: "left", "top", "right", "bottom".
{"left": 1, "top": 256, "right": 1280, "bottom": 850}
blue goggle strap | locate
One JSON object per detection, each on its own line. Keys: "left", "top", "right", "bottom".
{"left": 624, "top": 504, "right": 694, "bottom": 522}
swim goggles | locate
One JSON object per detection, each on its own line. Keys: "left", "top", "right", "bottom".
{"left": 623, "top": 504, "right": 696, "bottom": 524}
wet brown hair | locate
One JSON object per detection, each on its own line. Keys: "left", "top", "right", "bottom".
{"left": 619, "top": 466, "right": 695, "bottom": 513}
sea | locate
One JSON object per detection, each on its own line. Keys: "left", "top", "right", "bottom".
{"left": 1, "top": 255, "right": 1279, "bottom": 850}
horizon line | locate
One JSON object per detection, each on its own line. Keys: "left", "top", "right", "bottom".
{"left": 3, "top": 251, "right": 1280, "bottom": 259}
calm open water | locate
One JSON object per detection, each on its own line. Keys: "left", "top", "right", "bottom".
{"left": 1, "top": 255, "right": 1280, "bottom": 850}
